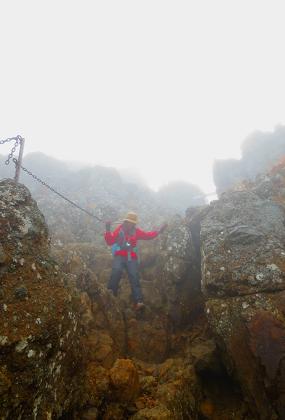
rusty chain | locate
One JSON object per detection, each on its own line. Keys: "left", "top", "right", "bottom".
{"left": 12, "top": 158, "right": 103, "bottom": 222}
{"left": 0, "top": 135, "right": 24, "bottom": 165}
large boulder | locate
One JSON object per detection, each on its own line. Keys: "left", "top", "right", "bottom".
{"left": 201, "top": 181, "right": 285, "bottom": 419}
{"left": 0, "top": 180, "right": 83, "bottom": 418}
{"left": 109, "top": 358, "right": 140, "bottom": 402}
{"left": 206, "top": 293, "right": 285, "bottom": 419}
{"left": 201, "top": 190, "right": 285, "bottom": 297}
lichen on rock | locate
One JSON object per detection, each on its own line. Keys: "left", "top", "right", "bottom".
{"left": 0, "top": 180, "right": 84, "bottom": 418}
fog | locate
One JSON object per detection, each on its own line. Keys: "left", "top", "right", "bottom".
{"left": 214, "top": 125, "right": 285, "bottom": 195}
{"left": 1, "top": 1, "right": 285, "bottom": 194}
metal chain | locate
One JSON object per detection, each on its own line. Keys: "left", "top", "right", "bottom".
{"left": 12, "top": 158, "right": 103, "bottom": 223}
{"left": 0, "top": 135, "right": 24, "bottom": 165}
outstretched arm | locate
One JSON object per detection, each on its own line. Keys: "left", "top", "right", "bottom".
{"left": 158, "top": 223, "right": 167, "bottom": 234}
{"left": 136, "top": 224, "right": 167, "bottom": 240}
{"left": 104, "top": 224, "right": 121, "bottom": 245}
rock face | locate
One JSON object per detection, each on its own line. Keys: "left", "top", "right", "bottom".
{"left": 70, "top": 215, "right": 203, "bottom": 363}
{"left": 77, "top": 270, "right": 126, "bottom": 369}
{"left": 201, "top": 190, "right": 285, "bottom": 296}
{"left": 109, "top": 359, "right": 140, "bottom": 402}
{"left": 201, "top": 171, "right": 285, "bottom": 419}
{"left": 1, "top": 177, "right": 270, "bottom": 419}
{"left": 0, "top": 180, "right": 83, "bottom": 418}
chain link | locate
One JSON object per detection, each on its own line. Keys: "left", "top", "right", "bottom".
{"left": 12, "top": 158, "right": 103, "bottom": 222}
{"left": 0, "top": 135, "right": 24, "bottom": 165}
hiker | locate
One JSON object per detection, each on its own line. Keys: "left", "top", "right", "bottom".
{"left": 104, "top": 211, "right": 167, "bottom": 310}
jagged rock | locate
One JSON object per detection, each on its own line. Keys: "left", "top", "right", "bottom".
{"left": 0, "top": 180, "right": 84, "bottom": 418}
{"left": 201, "top": 190, "right": 285, "bottom": 296}
{"left": 0, "top": 180, "right": 48, "bottom": 257}
{"left": 139, "top": 375, "right": 157, "bottom": 393}
{"left": 159, "top": 215, "right": 195, "bottom": 283}
{"left": 125, "top": 312, "right": 169, "bottom": 363}
{"left": 77, "top": 270, "right": 126, "bottom": 367}
{"left": 201, "top": 172, "right": 285, "bottom": 419}
{"left": 84, "top": 362, "right": 110, "bottom": 407}
{"left": 109, "top": 359, "right": 140, "bottom": 402}
{"left": 14, "top": 285, "right": 28, "bottom": 299}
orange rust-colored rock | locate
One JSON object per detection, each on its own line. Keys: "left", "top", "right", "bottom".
{"left": 84, "top": 362, "right": 110, "bottom": 406}
{"left": 109, "top": 358, "right": 140, "bottom": 402}
{"left": 204, "top": 248, "right": 285, "bottom": 418}
{"left": 200, "top": 399, "right": 215, "bottom": 418}
{"left": 0, "top": 180, "right": 84, "bottom": 418}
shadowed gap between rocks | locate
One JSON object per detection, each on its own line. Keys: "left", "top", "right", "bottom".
{"left": 181, "top": 207, "right": 253, "bottom": 419}
{"left": 70, "top": 206, "right": 256, "bottom": 419}
{"left": 194, "top": 351, "right": 251, "bottom": 419}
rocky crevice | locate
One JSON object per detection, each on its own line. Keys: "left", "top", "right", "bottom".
{"left": 71, "top": 208, "right": 252, "bottom": 419}
{"left": 2, "top": 170, "right": 285, "bottom": 418}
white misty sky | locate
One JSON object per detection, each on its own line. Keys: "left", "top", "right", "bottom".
{"left": 1, "top": 1, "right": 285, "bottom": 193}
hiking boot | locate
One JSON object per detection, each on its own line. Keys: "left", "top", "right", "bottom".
{"left": 134, "top": 302, "right": 145, "bottom": 311}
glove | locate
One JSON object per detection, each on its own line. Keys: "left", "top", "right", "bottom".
{"left": 158, "top": 223, "right": 167, "bottom": 234}
{"left": 105, "top": 221, "right": 111, "bottom": 232}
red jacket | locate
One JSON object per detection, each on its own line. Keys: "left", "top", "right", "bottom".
{"left": 104, "top": 224, "right": 159, "bottom": 259}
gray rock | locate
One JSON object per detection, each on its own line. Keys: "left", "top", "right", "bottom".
{"left": 224, "top": 225, "right": 264, "bottom": 246}
{"left": 14, "top": 286, "right": 28, "bottom": 300}
{"left": 201, "top": 191, "right": 285, "bottom": 296}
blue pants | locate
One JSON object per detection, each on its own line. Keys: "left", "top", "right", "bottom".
{"left": 108, "top": 256, "right": 143, "bottom": 303}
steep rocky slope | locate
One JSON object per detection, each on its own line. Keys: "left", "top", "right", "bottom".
{"left": 4, "top": 159, "right": 285, "bottom": 418}
{"left": 0, "top": 178, "right": 251, "bottom": 419}
{"left": 0, "top": 180, "right": 84, "bottom": 418}
{"left": 201, "top": 165, "right": 285, "bottom": 419}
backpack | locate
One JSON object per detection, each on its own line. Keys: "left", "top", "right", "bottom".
{"left": 111, "top": 228, "right": 138, "bottom": 261}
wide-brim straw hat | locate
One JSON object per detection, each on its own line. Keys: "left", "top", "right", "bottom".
{"left": 123, "top": 211, "right": 138, "bottom": 224}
